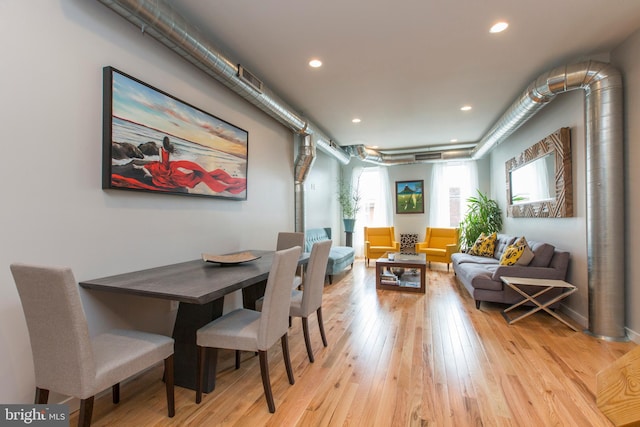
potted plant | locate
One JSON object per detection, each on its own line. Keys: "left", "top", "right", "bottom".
{"left": 458, "top": 190, "right": 503, "bottom": 251}
{"left": 337, "top": 177, "right": 361, "bottom": 233}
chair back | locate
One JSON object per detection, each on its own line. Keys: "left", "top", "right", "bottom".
{"left": 300, "top": 240, "right": 332, "bottom": 315}
{"left": 276, "top": 232, "right": 304, "bottom": 251}
{"left": 426, "top": 227, "right": 459, "bottom": 249}
{"left": 365, "top": 226, "right": 396, "bottom": 246}
{"left": 258, "top": 246, "right": 301, "bottom": 350}
{"left": 10, "top": 263, "right": 96, "bottom": 397}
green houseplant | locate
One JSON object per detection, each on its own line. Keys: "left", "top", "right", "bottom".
{"left": 337, "top": 177, "right": 361, "bottom": 232}
{"left": 459, "top": 190, "right": 503, "bottom": 251}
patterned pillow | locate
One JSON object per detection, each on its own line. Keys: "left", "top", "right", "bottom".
{"left": 500, "top": 244, "right": 524, "bottom": 265}
{"left": 467, "top": 233, "right": 486, "bottom": 256}
{"left": 514, "top": 236, "right": 535, "bottom": 265}
{"left": 469, "top": 232, "right": 497, "bottom": 257}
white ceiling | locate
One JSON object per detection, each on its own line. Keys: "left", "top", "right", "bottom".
{"left": 170, "top": 0, "right": 640, "bottom": 152}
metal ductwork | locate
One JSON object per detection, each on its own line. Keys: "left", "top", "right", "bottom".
{"left": 294, "top": 135, "right": 316, "bottom": 232}
{"left": 470, "top": 60, "right": 624, "bottom": 340}
{"left": 345, "top": 144, "right": 475, "bottom": 165}
{"left": 97, "top": 0, "right": 350, "bottom": 166}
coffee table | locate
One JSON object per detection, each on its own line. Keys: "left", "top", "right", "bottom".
{"left": 375, "top": 252, "right": 426, "bottom": 293}
{"left": 500, "top": 276, "right": 578, "bottom": 331}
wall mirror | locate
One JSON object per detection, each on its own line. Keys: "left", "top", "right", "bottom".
{"left": 505, "top": 127, "right": 572, "bottom": 218}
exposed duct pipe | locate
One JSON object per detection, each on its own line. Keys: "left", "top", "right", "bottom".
{"left": 294, "top": 135, "right": 316, "bottom": 232}
{"left": 470, "top": 60, "right": 624, "bottom": 340}
{"left": 346, "top": 145, "right": 475, "bottom": 165}
{"left": 97, "top": 0, "right": 350, "bottom": 166}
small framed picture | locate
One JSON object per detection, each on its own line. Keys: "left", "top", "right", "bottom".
{"left": 395, "top": 180, "right": 424, "bottom": 214}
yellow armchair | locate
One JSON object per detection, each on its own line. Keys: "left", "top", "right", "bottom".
{"left": 364, "top": 226, "right": 400, "bottom": 266}
{"left": 415, "top": 227, "right": 459, "bottom": 271}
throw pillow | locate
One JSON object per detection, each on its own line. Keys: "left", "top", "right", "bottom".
{"left": 477, "top": 232, "right": 497, "bottom": 257}
{"left": 514, "top": 236, "right": 535, "bottom": 266}
{"left": 500, "top": 244, "right": 524, "bottom": 266}
{"left": 467, "top": 233, "right": 486, "bottom": 256}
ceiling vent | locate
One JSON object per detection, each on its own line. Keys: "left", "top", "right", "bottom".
{"left": 237, "top": 65, "right": 263, "bottom": 93}
{"left": 414, "top": 152, "right": 442, "bottom": 161}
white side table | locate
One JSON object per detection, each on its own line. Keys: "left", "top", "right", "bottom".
{"left": 500, "top": 276, "right": 578, "bottom": 331}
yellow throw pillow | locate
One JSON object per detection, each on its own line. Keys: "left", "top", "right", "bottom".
{"left": 477, "top": 232, "right": 497, "bottom": 257}
{"left": 500, "top": 243, "right": 525, "bottom": 265}
{"left": 467, "top": 233, "right": 486, "bottom": 256}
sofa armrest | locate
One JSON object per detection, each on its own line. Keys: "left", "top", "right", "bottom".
{"left": 491, "top": 265, "right": 566, "bottom": 281}
{"left": 393, "top": 241, "right": 400, "bottom": 251}
{"left": 416, "top": 242, "right": 428, "bottom": 251}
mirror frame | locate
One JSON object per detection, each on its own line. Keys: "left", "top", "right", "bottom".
{"left": 505, "top": 127, "right": 572, "bottom": 218}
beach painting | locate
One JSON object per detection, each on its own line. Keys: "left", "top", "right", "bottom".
{"left": 395, "top": 180, "right": 424, "bottom": 214}
{"left": 102, "top": 66, "right": 248, "bottom": 200}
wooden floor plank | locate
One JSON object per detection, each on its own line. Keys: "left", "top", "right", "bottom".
{"left": 71, "top": 259, "right": 637, "bottom": 426}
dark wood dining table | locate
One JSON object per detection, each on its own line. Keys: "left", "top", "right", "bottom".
{"left": 79, "top": 249, "right": 308, "bottom": 392}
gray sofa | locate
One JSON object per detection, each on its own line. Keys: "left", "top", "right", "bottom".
{"left": 305, "top": 227, "right": 355, "bottom": 283}
{"left": 452, "top": 234, "right": 570, "bottom": 309}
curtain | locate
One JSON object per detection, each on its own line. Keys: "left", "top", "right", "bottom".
{"left": 429, "top": 161, "right": 479, "bottom": 227}
{"left": 352, "top": 166, "right": 391, "bottom": 258}
{"left": 429, "top": 163, "right": 449, "bottom": 227}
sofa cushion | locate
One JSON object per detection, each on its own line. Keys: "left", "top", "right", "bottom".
{"left": 527, "top": 240, "right": 556, "bottom": 267}
{"left": 514, "top": 237, "right": 535, "bottom": 266}
{"left": 329, "top": 246, "right": 355, "bottom": 264}
{"left": 493, "top": 234, "right": 518, "bottom": 260}
{"left": 452, "top": 253, "right": 499, "bottom": 265}
{"left": 455, "top": 262, "right": 502, "bottom": 291}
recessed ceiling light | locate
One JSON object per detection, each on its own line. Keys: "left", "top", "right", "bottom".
{"left": 352, "top": 118, "right": 361, "bottom": 123}
{"left": 309, "top": 59, "right": 322, "bottom": 68}
{"left": 460, "top": 105, "right": 472, "bottom": 111}
{"left": 450, "top": 139, "right": 458, "bottom": 143}
{"left": 490, "top": 21, "right": 509, "bottom": 33}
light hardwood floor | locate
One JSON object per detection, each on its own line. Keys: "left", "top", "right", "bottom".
{"left": 72, "top": 260, "right": 636, "bottom": 426}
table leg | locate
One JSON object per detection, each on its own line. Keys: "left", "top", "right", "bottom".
{"left": 172, "top": 299, "right": 224, "bottom": 392}
{"left": 502, "top": 285, "right": 578, "bottom": 331}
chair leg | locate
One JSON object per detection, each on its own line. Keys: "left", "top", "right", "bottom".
{"left": 328, "top": 275, "right": 333, "bottom": 284}
{"left": 289, "top": 316, "right": 292, "bottom": 328}
{"left": 34, "top": 387, "right": 49, "bottom": 404}
{"left": 235, "top": 350, "right": 241, "bottom": 369}
{"left": 112, "top": 383, "right": 120, "bottom": 404}
{"left": 281, "top": 335, "right": 295, "bottom": 385}
{"left": 301, "top": 317, "right": 314, "bottom": 363}
{"left": 164, "top": 355, "right": 175, "bottom": 417}
{"left": 78, "top": 397, "right": 94, "bottom": 427}
{"left": 475, "top": 300, "right": 481, "bottom": 309}
{"left": 196, "top": 346, "right": 206, "bottom": 404}
{"left": 317, "top": 307, "right": 328, "bottom": 347}
{"left": 258, "top": 350, "right": 276, "bottom": 413}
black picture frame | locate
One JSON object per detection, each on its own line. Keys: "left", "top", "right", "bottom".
{"left": 395, "top": 180, "right": 425, "bottom": 214}
{"left": 102, "top": 66, "right": 248, "bottom": 200}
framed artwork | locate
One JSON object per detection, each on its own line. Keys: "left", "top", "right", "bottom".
{"left": 102, "top": 66, "right": 248, "bottom": 200}
{"left": 395, "top": 180, "right": 424, "bottom": 214}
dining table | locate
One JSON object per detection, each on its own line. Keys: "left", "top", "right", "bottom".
{"left": 79, "top": 249, "right": 308, "bottom": 392}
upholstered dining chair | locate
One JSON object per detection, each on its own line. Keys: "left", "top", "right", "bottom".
{"left": 257, "top": 239, "right": 332, "bottom": 362}
{"left": 195, "top": 246, "right": 301, "bottom": 413}
{"left": 287, "top": 239, "right": 332, "bottom": 363}
{"left": 277, "top": 231, "right": 305, "bottom": 288}
{"left": 10, "top": 263, "right": 175, "bottom": 427}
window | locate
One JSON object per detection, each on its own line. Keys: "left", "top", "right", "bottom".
{"left": 430, "top": 161, "right": 478, "bottom": 227}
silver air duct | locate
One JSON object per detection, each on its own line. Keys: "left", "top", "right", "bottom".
{"left": 294, "top": 135, "right": 316, "bottom": 232}
{"left": 97, "top": 0, "right": 350, "bottom": 166}
{"left": 471, "top": 61, "right": 625, "bottom": 340}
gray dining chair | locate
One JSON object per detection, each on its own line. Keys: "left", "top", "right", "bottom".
{"left": 289, "top": 239, "right": 332, "bottom": 362}
{"left": 195, "top": 246, "right": 301, "bottom": 413}
{"left": 10, "top": 263, "right": 175, "bottom": 427}
{"left": 257, "top": 240, "right": 332, "bottom": 363}
{"left": 277, "top": 231, "right": 305, "bottom": 288}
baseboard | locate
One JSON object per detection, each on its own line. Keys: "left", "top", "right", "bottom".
{"left": 560, "top": 303, "right": 588, "bottom": 329}
{"left": 561, "top": 303, "right": 640, "bottom": 343}
{"left": 626, "top": 327, "right": 640, "bottom": 344}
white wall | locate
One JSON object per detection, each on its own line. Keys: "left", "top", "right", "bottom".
{"left": 0, "top": 1, "right": 298, "bottom": 403}
{"left": 304, "top": 150, "right": 342, "bottom": 242}
{"left": 612, "top": 28, "right": 640, "bottom": 341}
